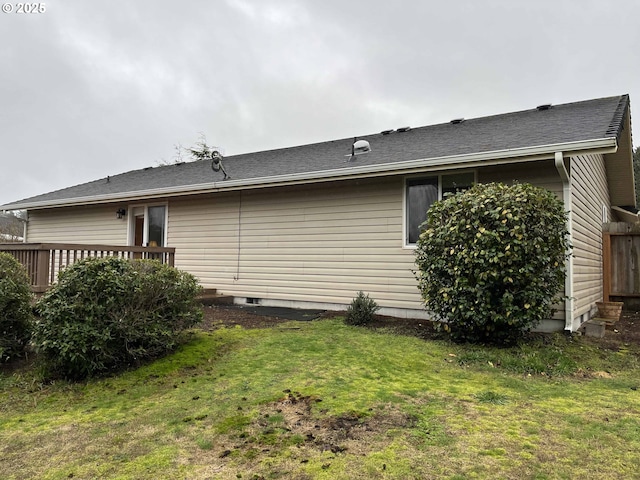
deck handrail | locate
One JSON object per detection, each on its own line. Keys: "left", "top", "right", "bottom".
{"left": 0, "top": 243, "right": 176, "bottom": 292}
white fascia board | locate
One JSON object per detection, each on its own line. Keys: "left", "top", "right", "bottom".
{"left": 3, "top": 137, "right": 617, "bottom": 211}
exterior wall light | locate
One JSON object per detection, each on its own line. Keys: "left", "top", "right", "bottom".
{"left": 116, "top": 208, "right": 126, "bottom": 219}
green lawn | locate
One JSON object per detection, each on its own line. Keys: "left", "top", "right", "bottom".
{"left": 1, "top": 319, "right": 639, "bottom": 479}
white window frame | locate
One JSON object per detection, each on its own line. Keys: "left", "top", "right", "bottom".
{"left": 127, "top": 203, "right": 168, "bottom": 247}
{"left": 403, "top": 170, "right": 476, "bottom": 249}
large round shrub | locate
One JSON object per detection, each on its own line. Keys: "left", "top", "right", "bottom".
{"left": 0, "top": 252, "right": 33, "bottom": 362}
{"left": 33, "top": 257, "right": 203, "bottom": 379}
{"left": 415, "top": 182, "right": 570, "bottom": 344}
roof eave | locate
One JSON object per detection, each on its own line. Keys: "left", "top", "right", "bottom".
{"left": 612, "top": 206, "right": 639, "bottom": 223}
{"left": 2, "top": 137, "right": 618, "bottom": 211}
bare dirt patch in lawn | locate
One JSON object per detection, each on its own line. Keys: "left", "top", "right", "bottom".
{"left": 200, "top": 305, "right": 304, "bottom": 330}
{"left": 212, "top": 390, "right": 418, "bottom": 475}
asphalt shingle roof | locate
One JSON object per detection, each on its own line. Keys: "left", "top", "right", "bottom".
{"left": 2, "top": 94, "right": 629, "bottom": 210}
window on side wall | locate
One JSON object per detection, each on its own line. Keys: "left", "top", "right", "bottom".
{"left": 405, "top": 172, "right": 474, "bottom": 246}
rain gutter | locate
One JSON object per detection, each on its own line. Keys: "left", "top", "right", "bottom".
{"left": 1, "top": 137, "right": 617, "bottom": 211}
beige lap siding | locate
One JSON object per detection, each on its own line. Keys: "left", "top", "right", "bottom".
{"left": 170, "top": 162, "right": 567, "bottom": 314}
{"left": 26, "top": 205, "right": 128, "bottom": 245}
{"left": 23, "top": 159, "right": 584, "bottom": 320}
{"left": 477, "top": 159, "right": 563, "bottom": 197}
{"left": 570, "top": 153, "right": 610, "bottom": 318}
{"left": 168, "top": 177, "right": 422, "bottom": 311}
{"left": 24, "top": 205, "right": 130, "bottom": 283}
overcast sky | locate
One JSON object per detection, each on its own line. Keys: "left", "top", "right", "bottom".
{"left": 1, "top": 0, "right": 639, "bottom": 207}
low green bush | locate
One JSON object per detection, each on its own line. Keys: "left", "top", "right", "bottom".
{"left": 0, "top": 253, "right": 33, "bottom": 362}
{"left": 415, "top": 182, "right": 570, "bottom": 344}
{"left": 33, "top": 257, "right": 203, "bottom": 379}
{"left": 345, "top": 291, "right": 379, "bottom": 326}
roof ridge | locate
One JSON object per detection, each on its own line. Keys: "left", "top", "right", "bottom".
{"left": 605, "top": 94, "right": 629, "bottom": 140}
{"left": 381, "top": 94, "right": 628, "bottom": 133}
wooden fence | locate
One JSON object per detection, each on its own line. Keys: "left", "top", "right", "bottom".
{"left": 0, "top": 243, "right": 176, "bottom": 292}
{"left": 602, "top": 223, "right": 640, "bottom": 301}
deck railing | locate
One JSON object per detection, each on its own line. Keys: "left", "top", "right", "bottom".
{"left": 0, "top": 243, "right": 176, "bottom": 292}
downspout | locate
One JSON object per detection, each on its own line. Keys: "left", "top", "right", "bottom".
{"left": 234, "top": 191, "right": 242, "bottom": 281}
{"left": 554, "top": 152, "right": 574, "bottom": 331}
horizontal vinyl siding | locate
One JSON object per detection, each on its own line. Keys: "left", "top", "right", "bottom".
{"left": 27, "top": 205, "right": 128, "bottom": 245}
{"left": 571, "top": 153, "right": 609, "bottom": 317}
{"left": 169, "top": 178, "right": 422, "bottom": 310}
{"left": 477, "top": 159, "right": 563, "bottom": 196}
{"left": 20, "top": 157, "right": 589, "bottom": 323}
{"left": 169, "top": 163, "right": 569, "bottom": 316}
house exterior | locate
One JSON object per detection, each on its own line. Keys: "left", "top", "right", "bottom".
{"left": 1, "top": 95, "right": 635, "bottom": 331}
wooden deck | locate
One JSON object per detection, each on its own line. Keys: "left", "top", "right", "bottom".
{"left": 0, "top": 243, "right": 175, "bottom": 292}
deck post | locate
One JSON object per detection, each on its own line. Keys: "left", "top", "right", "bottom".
{"left": 34, "top": 248, "right": 51, "bottom": 293}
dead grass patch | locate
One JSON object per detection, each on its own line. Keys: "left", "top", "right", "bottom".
{"left": 183, "top": 391, "right": 422, "bottom": 479}
{"left": 272, "top": 391, "right": 413, "bottom": 450}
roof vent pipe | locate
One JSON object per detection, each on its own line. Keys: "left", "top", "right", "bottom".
{"left": 353, "top": 139, "right": 371, "bottom": 153}
{"left": 346, "top": 139, "right": 371, "bottom": 161}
